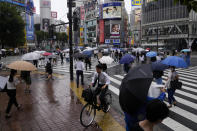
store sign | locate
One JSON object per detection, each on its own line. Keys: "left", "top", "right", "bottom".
{"left": 99, "top": 20, "right": 105, "bottom": 43}
{"left": 103, "top": 2, "right": 122, "bottom": 19}
{"left": 113, "top": 39, "right": 120, "bottom": 43}
{"left": 80, "top": 6, "right": 85, "bottom": 20}
{"left": 51, "top": 11, "right": 57, "bottom": 18}
{"left": 169, "top": 34, "right": 188, "bottom": 38}
{"left": 41, "top": 0, "right": 51, "bottom": 7}
{"left": 105, "top": 39, "right": 111, "bottom": 44}
{"left": 132, "top": 0, "right": 142, "bottom": 6}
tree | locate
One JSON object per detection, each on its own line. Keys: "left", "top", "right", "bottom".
{"left": 154, "top": 0, "right": 197, "bottom": 12}
{"left": 34, "top": 24, "right": 41, "bottom": 31}
{"left": 0, "top": 2, "right": 25, "bottom": 48}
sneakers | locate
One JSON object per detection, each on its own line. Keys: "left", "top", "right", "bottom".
{"left": 103, "top": 105, "right": 110, "bottom": 113}
{"left": 17, "top": 104, "right": 22, "bottom": 111}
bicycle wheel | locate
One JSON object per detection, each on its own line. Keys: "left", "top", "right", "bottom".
{"left": 80, "top": 103, "right": 96, "bottom": 127}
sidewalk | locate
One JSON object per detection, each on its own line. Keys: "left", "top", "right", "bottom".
{"left": 0, "top": 70, "right": 125, "bottom": 131}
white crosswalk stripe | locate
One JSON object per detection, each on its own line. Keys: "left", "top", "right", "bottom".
{"left": 38, "top": 60, "right": 119, "bottom": 75}
{"left": 108, "top": 66, "right": 197, "bottom": 131}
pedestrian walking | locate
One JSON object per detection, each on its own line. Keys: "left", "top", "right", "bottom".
{"left": 119, "top": 52, "right": 123, "bottom": 61}
{"left": 45, "top": 61, "right": 53, "bottom": 80}
{"left": 102, "top": 63, "right": 107, "bottom": 73}
{"left": 136, "top": 52, "right": 140, "bottom": 63}
{"left": 85, "top": 57, "right": 91, "bottom": 70}
{"left": 124, "top": 63, "right": 131, "bottom": 73}
{"left": 65, "top": 52, "right": 69, "bottom": 62}
{"left": 185, "top": 52, "right": 191, "bottom": 67}
{"left": 33, "top": 60, "right": 38, "bottom": 68}
{"left": 115, "top": 50, "right": 119, "bottom": 62}
{"left": 60, "top": 52, "right": 64, "bottom": 64}
{"left": 130, "top": 99, "right": 169, "bottom": 131}
{"left": 20, "top": 71, "right": 31, "bottom": 93}
{"left": 139, "top": 54, "right": 145, "bottom": 64}
{"left": 5, "top": 69, "right": 22, "bottom": 118}
{"left": 165, "top": 66, "right": 178, "bottom": 108}
{"left": 75, "top": 58, "right": 85, "bottom": 88}
{"left": 0, "top": 49, "right": 2, "bottom": 60}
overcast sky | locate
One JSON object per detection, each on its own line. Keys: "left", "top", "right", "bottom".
{"left": 34, "top": 0, "right": 133, "bottom": 22}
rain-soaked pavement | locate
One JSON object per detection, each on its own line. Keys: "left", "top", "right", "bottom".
{"left": 0, "top": 70, "right": 125, "bottom": 131}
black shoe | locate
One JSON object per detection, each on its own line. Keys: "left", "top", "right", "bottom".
{"left": 17, "top": 104, "right": 22, "bottom": 111}
{"left": 5, "top": 114, "right": 11, "bottom": 119}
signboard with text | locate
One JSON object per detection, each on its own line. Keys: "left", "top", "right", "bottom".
{"left": 132, "top": 0, "right": 142, "bottom": 6}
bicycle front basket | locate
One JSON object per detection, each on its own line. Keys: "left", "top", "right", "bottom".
{"left": 82, "top": 88, "right": 93, "bottom": 103}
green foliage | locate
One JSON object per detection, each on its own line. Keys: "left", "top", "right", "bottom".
{"left": 154, "top": 0, "right": 197, "bottom": 12}
{"left": 0, "top": 2, "right": 25, "bottom": 48}
{"left": 34, "top": 24, "right": 40, "bottom": 31}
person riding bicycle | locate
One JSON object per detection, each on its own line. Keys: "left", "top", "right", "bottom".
{"left": 91, "top": 64, "right": 110, "bottom": 111}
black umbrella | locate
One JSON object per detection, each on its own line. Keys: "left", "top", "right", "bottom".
{"left": 72, "top": 53, "right": 85, "bottom": 58}
{"left": 119, "top": 64, "right": 153, "bottom": 115}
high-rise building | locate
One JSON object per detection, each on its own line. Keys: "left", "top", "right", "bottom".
{"left": 40, "top": 0, "right": 51, "bottom": 32}
{"left": 142, "top": 0, "right": 197, "bottom": 51}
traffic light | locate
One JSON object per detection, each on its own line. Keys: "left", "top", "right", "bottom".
{"left": 67, "top": 1, "right": 76, "bottom": 7}
{"left": 73, "top": 12, "right": 79, "bottom": 31}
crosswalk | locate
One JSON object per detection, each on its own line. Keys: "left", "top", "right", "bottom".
{"left": 108, "top": 66, "right": 197, "bottom": 131}
{"left": 38, "top": 60, "right": 118, "bottom": 75}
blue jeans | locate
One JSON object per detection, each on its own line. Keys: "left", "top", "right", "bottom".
{"left": 167, "top": 88, "right": 176, "bottom": 104}
{"left": 156, "top": 78, "right": 162, "bottom": 85}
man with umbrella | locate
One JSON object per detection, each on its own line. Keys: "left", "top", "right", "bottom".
{"left": 75, "top": 57, "right": 85, "bottom": 88}
{"left": 119, "top": 64, "right": 166, "bottom": 130}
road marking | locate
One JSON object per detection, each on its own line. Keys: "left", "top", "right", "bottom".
{"left": 69, "top": 82, "right": 125, "bottom": 131}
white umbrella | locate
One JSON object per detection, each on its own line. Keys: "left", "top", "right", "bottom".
{"left": 34, "top": 51, "right": 46, "bottom": 54}
{"left": 99, "top": 56, "right": 114, "bottom": 64}
{"left": 22, "top": 52, "right": 41, "bottom": 60}
{"left": 63, "top": 49, "right": 70, "bottom": 52}
{"left": 136, "top": 47, "right": 145, "bottom": 52}
{"left": 1, "top": 49, "right": 6, "bottom": 51}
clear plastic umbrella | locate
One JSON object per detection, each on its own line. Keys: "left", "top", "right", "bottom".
{"left": 22, "top": 52, "right": 41, "bottom": 60}
{"left": 99, "top": 56, "right": 114, "bottom": 64}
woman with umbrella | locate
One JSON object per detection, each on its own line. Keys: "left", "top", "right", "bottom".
{"left": 165, "top": 66, "right": 179, "bottom": 108}
{"left": 45, "top": 61, "right": 53, "bottom": 80}
{"left": 5, "top": 69, "right": 22, "bottom": 118}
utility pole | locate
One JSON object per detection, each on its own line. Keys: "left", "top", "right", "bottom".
{"left": 157, "top": 26, "right": 159, "bottom": 52}
{"left": 68, "top": 0, "right": 73, "bottom": 80}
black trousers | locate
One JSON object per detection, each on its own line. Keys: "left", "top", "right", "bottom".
{"left": 76, "top": 70, "right": 84, "bottom": 87}
{"left": 85, "top": 62, "right": 91, "bottom": 70}
{"left": 94, "top": 84, "right": 108, "bottom": 106}
{"left": 6, "top": 89, "right": 18, "bottom": 114}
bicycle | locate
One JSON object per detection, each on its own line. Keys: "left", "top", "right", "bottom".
{"left": 80, "top": 86, "right": 112, "bottom": 127}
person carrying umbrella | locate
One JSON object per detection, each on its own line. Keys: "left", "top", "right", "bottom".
{"left": 165, "top": 66, "right": 179, "bottom": 108}
{"left": 75, "top": 57, "right": 85, "bottom": 88}
{"left": 20, "top": 71, "right": 32, "bottom": 93}
{"left": 60, "top": 52, "right": 64, "bottom": 64}
{"left": 85, "top": 57, "right": 91, "bottom": 71}
{"left": 5, "top": 69, "right": 22, "bottom": 118}
{"left": 130, "top": 99, "right": 169, "bottom": 131}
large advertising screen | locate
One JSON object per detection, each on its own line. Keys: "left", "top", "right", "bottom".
{"left": 42, "top": 18, "right": 50, "bottom": 31}
{"left": 99, "top": 20, "right": 105, "bottom": 43}
{"left": 111, "top": 24, "right": 120, "bottom": 36}
{"left": 103, "top": 2, "right": 121, "bottom": 19}
{"left": 132, "top": 0, "right": 142, "bottom": 6}
{"left": 26, "top": 13, "right": 34, "bottom": 40}
{"left": 0, "top": 0, "right": 25, "bottom": 6}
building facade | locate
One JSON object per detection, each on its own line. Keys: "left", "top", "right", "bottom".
{"left": 142, "top": 0, "right": 197, "bottom": 51}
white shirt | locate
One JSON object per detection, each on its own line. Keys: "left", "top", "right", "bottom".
{"left": 148, "top": 82, "right": 163, "bottom": 98}
{"left": 75, "top": 61, "right": 85, "bottom": 71}
{"left": 140, "top": 55, "right": 144, "bottom": 61}
{"left": 92, "top": 72, "right": 110, "bottom": 85}
{"left": 7, "top": 77, "right": 19, "bottom": 90}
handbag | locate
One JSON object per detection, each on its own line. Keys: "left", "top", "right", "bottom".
{"left": 170, "top": 80, "right": 182, "bottom": 89}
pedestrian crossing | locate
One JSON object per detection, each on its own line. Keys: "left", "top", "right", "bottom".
{"left": 38, "top": 60, "right": 119, "bottom": 75}
{"left": 108, "top": 66, "right": 197, "bottom": 131}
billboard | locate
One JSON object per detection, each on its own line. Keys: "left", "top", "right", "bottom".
{"left": 99, "top": 20, "right": 105, "bottom": 43}
{"left": 80, "top": 6, "right": 85, "bottom": 20}
{"left": 0, "top": 0, "right": 25, "bottom": 6}
{"left": 42, "top": 18, "right": 50, "bottom": 31}
{"left": 132, "top": 0, "right": 142, "bottom": 6}
{"left": 103, "top": 2, "right": 121, "bottom": 19}
{"left": 41, "top": 0, "right": 51, "bottom": 7}
{"left": 111, "top": 24, "right": 120, "bottom": 36}
{"left": 26, "top": 13, "right": 34, "bottom": 40}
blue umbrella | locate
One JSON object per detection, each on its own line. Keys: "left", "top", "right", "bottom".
{"left": 120, "top": 54, "right": 135, "bottom": 64}
{"left": 181, "top": 49, "right": 191, "bottom": 52}
{"left": 161, "top": 56, "right": 188, "bottom": 68}
{"left": 152, "top": 61, "right": 169, "bottom": 71}
{"left": 146, "top": 51, "right": 157, "bottom": 57}
{"left": 83, "top": 51, "right": 92, "bottom": 57}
